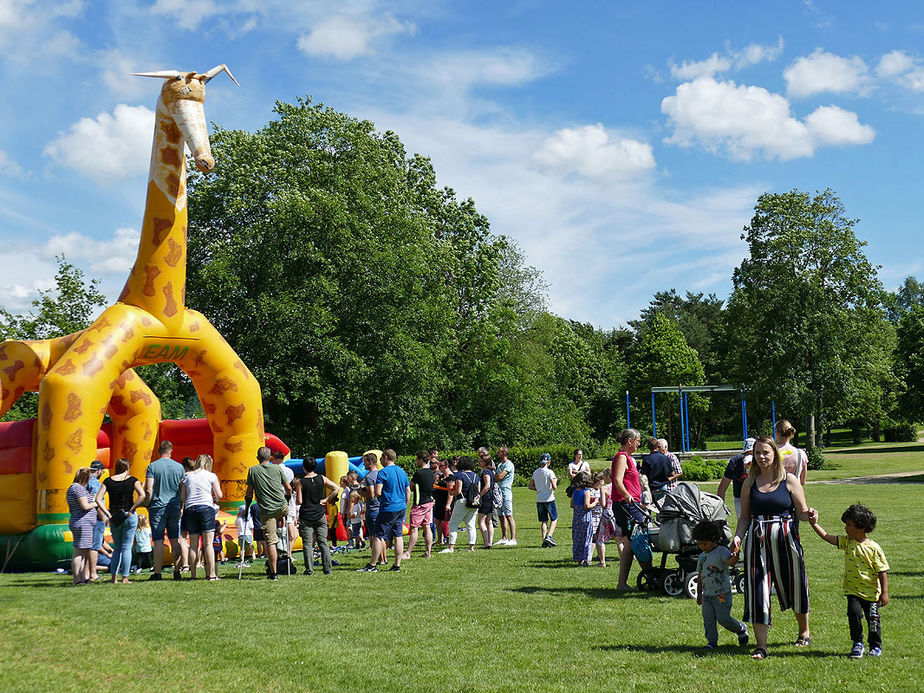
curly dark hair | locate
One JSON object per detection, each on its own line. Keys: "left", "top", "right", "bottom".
{"left": 691, "top": 519, "right": 722, "bottom": 544}
{"left": 842, "top": 503, "right": 876, "bottom": 532}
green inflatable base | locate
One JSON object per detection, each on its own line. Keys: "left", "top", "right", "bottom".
{"left": 0, "top": 525, "right": 73, "bottom": 571}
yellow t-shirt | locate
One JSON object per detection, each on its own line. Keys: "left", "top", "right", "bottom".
{"left": 837, "top": 536, "right": 889, "bottom": 601}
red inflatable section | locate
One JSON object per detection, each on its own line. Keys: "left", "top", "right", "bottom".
{"left": 0, "top": 419, "right": 34, "bottom": 475}
{"left": 158, "top": 419, "right": 290, "bottom": 464}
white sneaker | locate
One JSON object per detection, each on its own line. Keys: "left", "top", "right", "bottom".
{"left": 505, "top": 539, "right": 517, "bottom": 546}
{"left": 439, "top": 548, "right": 454, "bottom": 554}
{"left": 493, "top": 538, "right": 508, "bottom": 546}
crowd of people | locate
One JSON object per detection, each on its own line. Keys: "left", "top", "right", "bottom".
{"left": 65, "top": 421, "right": 890, "bottom": 659}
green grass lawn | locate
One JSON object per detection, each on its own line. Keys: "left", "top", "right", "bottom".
{"left": 1, "top": 441, "right": 922, "bottom": 692}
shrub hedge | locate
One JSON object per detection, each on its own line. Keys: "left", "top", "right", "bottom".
{"left": 678, "top": 455, "right": 726, "bottom": 481}
{"left": 883, "top": 421, "right": 917, "bottom": 443}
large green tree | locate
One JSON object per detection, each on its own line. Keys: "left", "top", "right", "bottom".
{"left": 627, "top": 313, "right": 705, "bottom": 446}
{"left": 895, "top": 304, "right": 924, "bottom": 424}
{"left": 185, "top": 98, "right": 541, "bottom": 452}
{"left": 724, "top": 189, "right": 891, "bottom": 447}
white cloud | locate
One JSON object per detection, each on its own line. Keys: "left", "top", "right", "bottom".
{"left": 784, "top": 49, "right": 870, "bottom": 98}
{"left": 0, "top": 226, "right": 139, "bottom": 313}
{"left": 669, "top": 38, "right": 784, "bottom": 80}
{"left": 44, "top": 104, "right": 154, "bottom": 182}
{"left": 0, "top": 149, "right": 24, "bottom": 178}
{"left": 43, "top": 227, "right": 140, "bottom": 275}
{"left": 661, "top": 76, "right": 874, "bottom": 161}
{"left": 426, "top": 48, "right": 551, "bottom": 88}
{"left": 532, "top": 124, "right": 655, "bottom": 180}
{"left": 804, "top": 105, "right": 875, "bottom": 146}
{"left": 0, "top": 0, "right": 83, "bottom": 64}
{"left": 297, "top": 13, "right": 414, "bottom": 61}
{"left": 150, "top": 0, "right": 220, "bottom": 32}
{"left": 877, "top": 50, "right": 915, "bottom": 78}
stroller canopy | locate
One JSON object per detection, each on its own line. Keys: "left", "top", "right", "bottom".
{"left": 656, "top": 482, "right": 730, "bottom": 552}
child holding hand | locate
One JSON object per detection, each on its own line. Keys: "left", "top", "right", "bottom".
{"left": 809, "top": 503, "right": 889, "bottom": 659}
{"left": 692, "top": 519, "right": 749, "bottom": 652}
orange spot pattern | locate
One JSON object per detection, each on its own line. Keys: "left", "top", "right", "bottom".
{"left": 233, "top": 361, "right": 250, "bottom": 379}
{"left": 202, "top": 401, "right": 216, "bottom": 416}
{"left": 41, "top": 402, "right": 52, "bottom": 429}
{"left": 166, "top": 173, "right": 180, "bottom": 198}
{"left": 123, "top": 440, "right": 138, "bottom": 461}
{"left": 152, "top": 218, "right": 172, "bottom": 246}
{"left": 225, "top": 403, "right": 245, "bottom": 425}
{"left": 165, "top": 238, "right": 182, "bottom": 267}
{"left": 2, "top": 360, "right": 24, "bottom": 381}
{"left": 57, "top": 359, "right": 76, "bottom": 375}
{"left": 62, "top": 460, "right": 73, "bottom": 475}
{"left": 161, "top": 146, "right": 181, "bottom": 168}
{"left": 194, "top": 350, "right": 206, "bottom": 367}
{"left": 223, "top": 441, "right": 243, "bottom": 453}
{"left": 82, "top": 355, "right": 104, "bottom": 377}
{"left": 143, "top": 265, "right": 161, "bottom": 297}
{"left": 189, "top": 321, "right": 200, "bottom": 333}
{"left": 73, "top": 340, "right": 92, "bottom": 355}
{"left": 64, "top": 429, "right": 82, "bottom": 454}
{"left": 63, "top": 392, "right": 82, "bottom": 422}
{"left": 130, "top": 389, "right": 152, "bottom": 406}
{"left": 43, "top": 442, "right": 55, "bottom": 462}
{"left": 162, "top": 121, "right": 181, "bottom": 144}
{"left": 209, "top": 377, "right": 238, "bottom": 395}
{"left": 109, "top": 395, "right": 129, "bottom": 417}
{"left": 163, "top": 282, "right": 178, "bottom": 317}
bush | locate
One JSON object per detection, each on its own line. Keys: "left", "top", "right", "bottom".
{"left": 883, "top": 421, "right": 917, "bottom": 443}
{"left": 806, "top": 446, "right": 828, "bottom": 471}
{"left": 678, "top": 455, "right": 726, "bottom": 481}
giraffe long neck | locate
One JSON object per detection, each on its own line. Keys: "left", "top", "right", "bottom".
{"left": 118, "top": 99, "right": 188, "bottom": 331}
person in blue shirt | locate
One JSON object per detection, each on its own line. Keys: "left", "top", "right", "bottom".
{"left": 367, "top": 449, "right": 410, "bottom": 573}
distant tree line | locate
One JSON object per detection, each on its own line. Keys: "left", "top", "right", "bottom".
{"left": 3, "top": 99, "right": 922, "bottom": 455}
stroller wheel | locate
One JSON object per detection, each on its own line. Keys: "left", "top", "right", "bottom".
{"left": 636, "top": 569, "right": 664, "bottom": 593}
{"left": 734, "top": 572, "right": 745, "bottom": 594}
{"left": 684, "top": 572, "right": 699, "bottom": 600}
{"left": 663, "top": 571, "right": 684, "bottom": 597}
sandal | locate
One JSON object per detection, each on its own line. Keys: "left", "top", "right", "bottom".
{"left": 751, "top": 648, "right": 769, "bottom": 660}
{"left": 794, "top": 636, "right": 812, "bottom": 647}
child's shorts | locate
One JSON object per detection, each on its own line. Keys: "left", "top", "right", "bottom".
{"left": 537, "top": 501, "right": 558, "bottom": 523}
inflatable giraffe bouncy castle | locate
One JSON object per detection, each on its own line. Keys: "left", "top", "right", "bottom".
{"left": 0, "top": 66, "right": 265, "bottom": 565}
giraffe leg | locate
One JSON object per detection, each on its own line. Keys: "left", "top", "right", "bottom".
{"left": 35, "top": 305, "right": 149, "bottom": 522}
{"left": 106, "top": 369, "right": 161, "bottom": 480}
{"left": 176, "top": 309, "right": 264, "bottom": 507}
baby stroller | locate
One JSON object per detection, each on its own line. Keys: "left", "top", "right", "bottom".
{"left": 633, "top": 482, "right": 742, "bottom": 599}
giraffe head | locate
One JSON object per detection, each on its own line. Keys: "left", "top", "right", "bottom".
{"left": 133, "top": 65, "right": 238, "bottom": 173}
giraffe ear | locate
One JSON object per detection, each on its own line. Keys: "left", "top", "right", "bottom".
{"left": 131, "top": 70, "right": 183, "bottom": 79}
{"left": 198, "top": 64, "right": 239, "bottom": 86}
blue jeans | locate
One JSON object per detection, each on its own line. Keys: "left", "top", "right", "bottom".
{"left": 149, "top": 499, "right": 181, "bottom": 541}
{"left": 92, "top": 519, "right": 106, "bottom": 551}
{"left": 110, "top": 512, "right": 138, "bottom": 578}
{"left": 702, "top": 593, "right": 746, "bottom": 646}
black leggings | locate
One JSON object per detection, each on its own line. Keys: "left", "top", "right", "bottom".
{"left": 847, "top": 595, "right": 881, "bottom": 648}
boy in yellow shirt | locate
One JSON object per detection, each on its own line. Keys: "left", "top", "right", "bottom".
{"left": 809, "top": 503, "right": 889, "bottom": 659}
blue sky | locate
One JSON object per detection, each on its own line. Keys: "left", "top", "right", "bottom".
{"left": 1, "top": 1, "right": 922, "bottom": 327}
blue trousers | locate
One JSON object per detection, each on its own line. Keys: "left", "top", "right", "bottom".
{"left": 702, "top": 593, "right": 746, "bottom": 646}
{"left": 110, "top": 512, "right": 138, "bottom": 578}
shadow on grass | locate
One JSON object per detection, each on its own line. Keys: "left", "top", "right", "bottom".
{"left": 595, "top": 643, "right": 843, "bottom": 658}
{"left": 827, "top": 444, "right": 924, "bottom": 456}
{"left": 890, "top": 594, "right": 924, "bottom": 600}
{"left": 509, "top": 585, "right": 657, "bottom": 600}
{"left": 889, "top": 571, "right": 923, "bottom": 577}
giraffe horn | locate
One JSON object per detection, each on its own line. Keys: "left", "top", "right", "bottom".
{"left": 131, "top": 70, "right": 182, "bottom": 79}
{"left": 199, "top": 64, "right": 239, "bottom": 86}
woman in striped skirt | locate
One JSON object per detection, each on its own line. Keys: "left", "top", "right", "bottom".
{"left": 731, "top": 436, "right": 817, "bottom": 659}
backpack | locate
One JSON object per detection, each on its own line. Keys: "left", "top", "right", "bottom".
{"left": 463, "top": 472, "right": 481, "bottom": 508}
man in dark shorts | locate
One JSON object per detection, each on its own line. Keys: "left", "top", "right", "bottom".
{"left": 360, "top": 449, "right": 409, "bottom": 572}
{"left": 245, "top": 447, "right": 292, "bottom": 580}
{"left": 144, "top": 441, "right": 185, "bottom": 580}
{"left": 404, "top": 451, "right": 435, "bottom": 559}
{"left": 357, "top": 452, "right": 381, "bottom": 569}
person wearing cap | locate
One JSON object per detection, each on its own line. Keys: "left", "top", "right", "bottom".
{"left": 717, "top": 438, "right": 755, "bottom": 521}
{"left": 529, "top": 453, "right": 559, "bottom": 547}
{"left": 85, "top": 460, "right": 108, "bottom": 582}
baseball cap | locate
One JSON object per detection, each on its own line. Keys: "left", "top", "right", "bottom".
{"left": 539, "top": 453, "right": 551, "bottom": 464}
{"left": 89, "top": 460, "right": 106, "bottom": 471}
{"left": 743, "top": 437, "right": 756, "bottom": 452}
